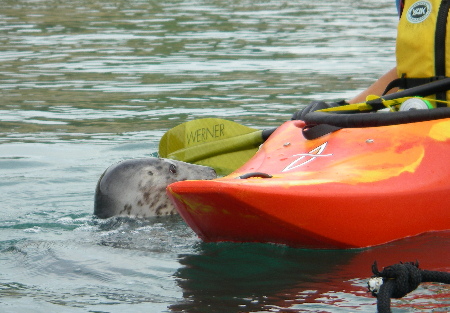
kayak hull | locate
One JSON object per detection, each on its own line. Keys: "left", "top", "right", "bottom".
{"left": 168, "top": 119, "right": 450, "bottom": 249}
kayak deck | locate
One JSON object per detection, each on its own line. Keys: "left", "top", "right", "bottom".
{"left": 167, "top": 120, "right": 450, "bottom": 249}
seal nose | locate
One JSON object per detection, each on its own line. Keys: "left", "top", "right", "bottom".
{"left": 208, "top": 167, "right": 217, "bottom": 179}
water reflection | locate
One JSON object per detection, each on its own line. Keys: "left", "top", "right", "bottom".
{"left": 172, "top": 243, "right": 358, "bottom": 312}
{"left": 172, "top": 232, "right": 450, "bottom": 312}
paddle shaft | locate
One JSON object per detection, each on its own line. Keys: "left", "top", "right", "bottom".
{"left": 262, "top": 128, "right": 277, "bottom": 141}
{"left": 168, "top": 127, "right": 276, "bottom": 163}
{"left": 367, "top": 77, "right": 450, "bottom": 110}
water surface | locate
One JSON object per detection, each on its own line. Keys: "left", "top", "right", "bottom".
{"left": 2, "top": 0, "right": 450, "bottom": 312}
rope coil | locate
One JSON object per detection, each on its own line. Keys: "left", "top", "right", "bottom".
{"left": 368, "top": 261, "right": 450, "bottom": 313}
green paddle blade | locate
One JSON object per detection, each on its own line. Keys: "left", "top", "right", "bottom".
{"left": 159, "top": 118, "right": 265, "bottom": 175}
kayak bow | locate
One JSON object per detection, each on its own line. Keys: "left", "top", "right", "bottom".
{"left": 167, "top": 116, "right": 450, "bottom": 249}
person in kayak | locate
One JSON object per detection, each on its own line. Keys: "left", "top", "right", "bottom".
{"left": 294, "top": 0, "right": 449, "bottom": 119}
{"left": 352, "top": 0, "right": 449, "bottom": 104}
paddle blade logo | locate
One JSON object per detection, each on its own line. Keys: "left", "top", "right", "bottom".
{"left": 407, "top": 1, "right": 432, "bottom": 24}
{"left": 282, "top": 142, "right": 332, "bottom": 172}
{"left": 187, "top": 123, "right": 225, "bottom": 145}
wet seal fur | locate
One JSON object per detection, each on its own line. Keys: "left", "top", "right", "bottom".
{"left": 94, "top": 158, "right": 217, "bottom": 218}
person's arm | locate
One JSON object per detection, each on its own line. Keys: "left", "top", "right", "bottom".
{"left": 348, "top": 67, "right": 398, "bottom": 103}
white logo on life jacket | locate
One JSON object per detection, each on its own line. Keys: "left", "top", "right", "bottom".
{"left": 282, "top": 142, "right": 332, "bottom": 172}
{"left": 407, "top": 1, "right": 432, "bottom": 24}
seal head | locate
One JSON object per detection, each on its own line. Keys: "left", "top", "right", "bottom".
{"left": 94, "top": 158, "right": 217, "bottom": 218}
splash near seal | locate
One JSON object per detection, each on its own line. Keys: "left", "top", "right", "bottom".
{"left": 407, "top": 1, "right": 432, "bottom": 24}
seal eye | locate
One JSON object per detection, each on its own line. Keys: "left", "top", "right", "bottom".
{"left": 169, "top": 164, "right": 177, "bottom": 174}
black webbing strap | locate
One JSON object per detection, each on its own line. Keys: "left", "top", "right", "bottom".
{"left": 435, "top": 0, "right": 450, "bottom": 101}
{"left": 302, "top": 124, "right": 342, "bottom": 140}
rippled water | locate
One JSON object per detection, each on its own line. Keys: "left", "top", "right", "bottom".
{"left": 2, "top": 0, "right": 450, "bottom": 312}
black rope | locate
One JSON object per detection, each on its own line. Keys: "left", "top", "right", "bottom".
{"left": 368, "top": 261, "right": 450, "bottom": 312}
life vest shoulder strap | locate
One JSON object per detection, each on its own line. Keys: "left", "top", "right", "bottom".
{"left": 383, "top": 76, "right": 448, "bottom": 94}
{"left": 397, "top": 0, "right": 405, "bottom": 17}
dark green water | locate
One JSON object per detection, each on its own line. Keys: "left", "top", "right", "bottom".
{"left": 2, "top": 0, "right": 450, "bottom": 312}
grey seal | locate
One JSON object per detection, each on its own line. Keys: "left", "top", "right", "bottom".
{"left": 94, "top": 158, "right": 216, "bottom": 218}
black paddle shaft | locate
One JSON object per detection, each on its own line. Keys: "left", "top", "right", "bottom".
{"left": 367, "top": 77, "right": 450, "bottom": 111}
{"left": 262, "top": 128, "right": 277, "bottom": 141}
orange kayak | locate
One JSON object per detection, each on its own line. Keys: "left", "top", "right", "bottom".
{"left": 167, "top": 118, "right": 450, "bottom": 249}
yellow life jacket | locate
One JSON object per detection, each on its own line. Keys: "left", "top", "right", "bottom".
{"left": 395, "top": 0, "right": 450, "bottom": 103}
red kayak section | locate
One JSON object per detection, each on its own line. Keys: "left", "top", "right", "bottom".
{"left": 167, "top": 119, "right": 450, "bottom": 249}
